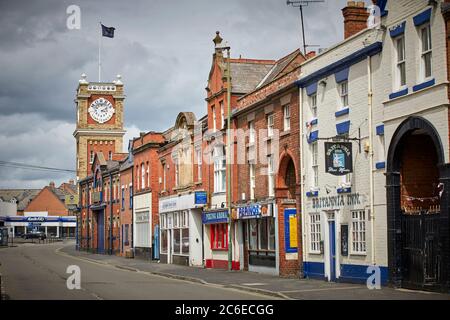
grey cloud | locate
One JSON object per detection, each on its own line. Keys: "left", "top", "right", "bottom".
{"left": 0, "top": 0, "right": 353, "bottom": 188}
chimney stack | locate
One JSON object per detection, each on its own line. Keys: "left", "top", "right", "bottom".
{"left": 49, "top": 181, "right": 55, "bottom": 188}
{"left": 69, "top": 179, "right": 74, "bottom": 185}
{"left": 306, "top": 51, "right": 317, "bottom": 59}
{"left": 342, "top": 1, "right": 369, "bottom": 39}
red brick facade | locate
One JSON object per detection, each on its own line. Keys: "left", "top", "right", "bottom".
{"left": 342, "top": 1, "right": 369, "bottom": 39}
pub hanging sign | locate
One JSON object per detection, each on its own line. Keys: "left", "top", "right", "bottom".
{"left": 325, "top": 142, "right": 353, "bottom": 176}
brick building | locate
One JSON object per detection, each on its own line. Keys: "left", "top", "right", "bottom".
{"left": 132, "top": 131, "right": 165, "bottom": 259}
{"left": 119, "top": 145, "right": 134, "bottom": 257}
{"left": 158, "top": 112, "right": 207, "bottom": 266}
{"left": 201, "top": 32, "right": 276, "bottom": 271}
{"left": 1, "top": 181, "right": 76, "bottom": 238}
{"left": 78, "top": 152, "right": 126, "bottom": 254}
{"left": 232, "top": 49, "right": 305, "bottom": 277}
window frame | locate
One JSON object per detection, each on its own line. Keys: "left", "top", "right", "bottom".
{"left": 420, "top": 23, "right": 432, "bottom": 81}
{"left": 339, "top": 81, "right": 349, "bottom": 109}
{"left": 248, "top": 121, "right": 255, "bottom": 144}
{"left": 310, "top": 93, "right": 317, "bottom": 118}
{"left": 213, "top": 146, "right": 226, "bottom": 193}
{"left": 395, "top": 35, "right": 407, "bottom": 90}
{"left": 210, "top": 223, "right": 228, "bottom": 250}
{"left": 351, "top": 210, "right": 367, "bottom": 255}
{"left": 267, "top": 154, "right": 275, "bottom": 197}
{"left": 267, "top": 114, "right": 274, "bottom": 137}
{"left": 311, "top": 142, "right": 319, "bottom": 189}
{"left": 283, "top": 104, "right": 291, "bottom": 131}
{"left": 309, "top": 213, "right": 321, "bottom": 254}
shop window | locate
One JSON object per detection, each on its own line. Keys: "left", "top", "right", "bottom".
{"left": 310, "top": 213, "right": 321, "bottom": 253}
{"left": 182, "top": 229, "right": 189, "bottom": 254}
{"left": 351, "top": 210, "right": 366, "bottom": 254}
{"left": 211, "top": 224, "right": 228, "bottom": 250}
{"left": 248, "top": 218, "right": 276, "bottom": 252}
{"left": 161, "top": 229, "right": 168, "bottom": 254}
{"left": 173, "top": 229, "right": 181, "bottom": 253}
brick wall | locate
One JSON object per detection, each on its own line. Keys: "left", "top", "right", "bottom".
{"left": 24, "top": 186, "right": 68, "bottom": 216}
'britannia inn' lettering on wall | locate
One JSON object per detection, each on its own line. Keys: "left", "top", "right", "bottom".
{"left": 311, "top": 193, "right": 367, "bottom": 210}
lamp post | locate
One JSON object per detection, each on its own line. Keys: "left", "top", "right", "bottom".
{"left": 225, "top": 46, "right": 233, "bottom": 272}
{"left": 215, "top": 35, "right": 233, "bottom": 271}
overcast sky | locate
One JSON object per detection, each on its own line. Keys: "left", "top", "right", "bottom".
{"left": 0, "top": 0, "right": 354, "bottom": 189}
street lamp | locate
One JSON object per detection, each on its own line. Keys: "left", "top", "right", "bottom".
{"left": 215, "top": 39, "right": 233, "bottom": 271}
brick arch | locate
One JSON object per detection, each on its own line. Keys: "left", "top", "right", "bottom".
{"left": 276, "top": 150, "right": 299, "bottom": 199}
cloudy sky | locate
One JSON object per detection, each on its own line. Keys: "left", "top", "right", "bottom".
{"left": 0, "top": 0, "right": 353, "bottom": 189}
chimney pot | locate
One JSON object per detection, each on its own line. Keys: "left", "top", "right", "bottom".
{"left": 49, "top": 181, "right": 55, "bottom": 188}
{"left": 306, "top": 51, "right": 316, "bottom": 59}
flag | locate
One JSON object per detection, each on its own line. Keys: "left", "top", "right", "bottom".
{"left": 101, "top": 24, "right": 115, "bottom": 38}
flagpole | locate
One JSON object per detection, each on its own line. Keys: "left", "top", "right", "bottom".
{"left": 98, "top": 21, "right": 102, "bottom": 82}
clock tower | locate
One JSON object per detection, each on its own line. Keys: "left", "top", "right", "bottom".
{"left": 73, "top": 74, "right": 126, "bottom": 181}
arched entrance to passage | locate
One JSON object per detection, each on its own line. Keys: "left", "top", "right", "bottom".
{"left": 386, "top": 116, "right": 449, "bottom": 291}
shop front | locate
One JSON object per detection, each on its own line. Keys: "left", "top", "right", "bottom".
{"left": 159, "top": 191, "right": 205, "bottom": 267}
{"left": 239, "top": 202, "right": 278, "bottom": 275}
{"left": 3, "top": 213, "right": 76, "bottom": 238}
{"left": 202, "top": 209, "right": 240, "bottom": 270}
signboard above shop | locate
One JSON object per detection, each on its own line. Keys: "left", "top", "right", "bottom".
{"left": 237, "top": 204, "right": 273, "bottom": 219}
{"left": 202, "top": 210, "right": 228, "bottom": 224}
{"left": 325, "top": 142, "right": 353, "bottom": 176}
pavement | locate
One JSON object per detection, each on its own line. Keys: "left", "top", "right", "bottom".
{"left": 59, "top": 242, "right": 450, "bottom": 300}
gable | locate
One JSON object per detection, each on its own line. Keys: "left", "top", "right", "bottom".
{"left": 24, "top": 187, "right": 67, "bottom": 216}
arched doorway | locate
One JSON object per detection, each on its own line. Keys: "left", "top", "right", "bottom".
{"left": 386, "top": 117, "right": 449, "bottom": 291}
{"left": 277, "top": 154, "right": 297, "bottom": 200}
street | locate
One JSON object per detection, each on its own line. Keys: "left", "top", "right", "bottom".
{"left": 1, "top": 241, "right": 449, "bottom": 300}
{"left": 0, "top": 242, "right": 272, "bottom": 300}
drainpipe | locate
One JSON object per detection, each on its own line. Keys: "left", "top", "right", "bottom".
{"left": 299, "top": 85, "right": 306, "bottom": 276}
{"left": 110, "top": 173, "right": 114, "bottom": 255}
{"left": 131, "top": 166, "right": 134, "bottom": 251}
{"left": 367, "top": 55, "right": 376, "bottom": 266}
{"left": 87, "top": 182, "right": 90, "bottom": 252}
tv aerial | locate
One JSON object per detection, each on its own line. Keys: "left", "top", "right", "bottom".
{"left": 287, "top": 0, "right": 325, "bottom": 55}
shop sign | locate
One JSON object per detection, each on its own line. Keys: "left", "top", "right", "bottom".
{"left": 27, "top": 217, "right": 45, "bottom": 222}
{"left": 202, "top": 210, "right": 229, "bottom": 224}
{"left": 325, "top": 142, "right": 353, "bottom": 176}
{"left": 238, "top": 205, "right": 262, "bottom": 219}
{"left": 311, "top": 193, "right": 365, "bottom": 210}
{"left": 195, "top": 191, "right": 207, "bottom": 205}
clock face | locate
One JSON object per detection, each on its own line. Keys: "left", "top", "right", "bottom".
{"left": 88, "top": 98, "right": 115, "bottom": 124}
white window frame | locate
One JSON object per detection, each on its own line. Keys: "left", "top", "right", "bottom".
{"left": 268, "top": 154, "right": 275, "bottom": 197}
{"left": 213, "top": 146, "right": 226, "bottom": 193}
{"left": 395, "top": 35, "right": 406, "bottom": 90}
{"left": 267, "top": 114, "right": 274, "bottom": 137}
{"left": 174, "top": 157, "right": 179, "bottom": 187}
{"left": 309, "top": 213, "right": 321, "bottom": 254}
{"left": 311, "top": 142, "right": 319, "bottom": 189}
{"left": 162, "top": 162, "right": 166, "bottom": 191}
{"left": 212, "top": 106, "right": 216, "bottom": 132}
{"left": 90, "top": 150, "right": 94, "bottom": 164}
{"left": 249, "top": 162, "right": 256, "bottom": 200}
{"left": 339, "top": 81, "right": 348, "bottom": 109}
{"left": 220, "top": 101, "right": 225, "bottom": 129}
{"left": 283, "top": 105, "right": 291, "bottom": 131}
{"left": 420, "top": 23, "right": 432, "bottom": 81}
{"left": 351, "top": 210, "right": 367, "bottom": 255}
{"left": 141, "top": 164, "right": 145, "bottom": 189}
{"left": 248, "top": 121, "right": 255, "bottom": 144}
{"left": 310, "top": 94, "right": 317, "bottom": 118}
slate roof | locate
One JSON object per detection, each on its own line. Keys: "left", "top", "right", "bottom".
{"left": 256, "top": 49, "right": 302, "bottom": 88}
{"left": 228, "top": 60, "right": 276, "bottom": 94}
{"left": 0, "top": 189, "right": 40, "bottom": 211}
